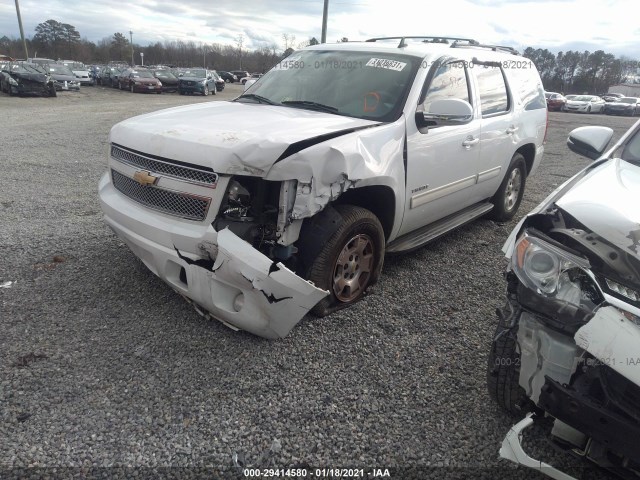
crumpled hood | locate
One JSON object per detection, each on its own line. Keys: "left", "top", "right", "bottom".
{"left": 556, "top": 158, "right": 640, "bottom": 259}
{"left": 109, "top": 101, "right": 379, "bottom": 175}
{"left": 11, "top": 72, "right": 48, "bottom": 83}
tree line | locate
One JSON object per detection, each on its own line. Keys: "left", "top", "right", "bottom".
{"left": 522, "top": 47, "right": 637, "bottom": 94}
{"left": 1, "top": 19, "right": 638, "bottom": 91}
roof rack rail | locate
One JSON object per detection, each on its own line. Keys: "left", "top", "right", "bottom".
{"left": 365, "top": 36, "right": 520, "bottom": 55}
{"left": 451, "top": 42, "right": 520, "bottom": 55}
{"left": 366, "top": 36, "right": 479, "bottom": 48}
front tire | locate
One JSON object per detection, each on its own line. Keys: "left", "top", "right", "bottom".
{"left": 203, "top": 86, "right": 209, "bottom": 96}
{"left": 130, "top": 84, "right": 134, "bottom": 93}
{"left": 487, "top": 304, "right": 528, "bottom": 415}
{"left": 490, "top": 153, "right": 526, "bottom": 222}
{"left": 303, "top": 205, "right": 385, "bottom": 316}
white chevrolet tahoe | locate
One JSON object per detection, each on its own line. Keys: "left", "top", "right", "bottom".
{"left": 99, "top": 36, "right": 547, "bottom": 338}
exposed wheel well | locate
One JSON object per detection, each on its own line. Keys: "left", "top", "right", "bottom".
{"left": 333, "top": 185, "right": 395, "bottom": 241}
{"left": 516, "top": 143, "right": 536, "bottom": 176}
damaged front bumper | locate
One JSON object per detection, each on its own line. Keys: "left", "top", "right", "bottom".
{"left": 500, "top": 414, "right": 578, "bottom": 480}
{"left": 99, "top": 172, "right": 328, "bottom": 339}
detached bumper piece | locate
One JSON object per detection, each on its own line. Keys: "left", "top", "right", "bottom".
{"left": 499, "top": 413, "right": 577, "bottom": 480}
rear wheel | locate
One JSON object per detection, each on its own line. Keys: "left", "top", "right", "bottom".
{"left": 490, "top": 153, "right": 526, "bottom": 222}
{"left": 302, "top": 205, "right": 385, "bottom": 316}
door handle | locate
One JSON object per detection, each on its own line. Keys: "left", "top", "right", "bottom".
{"left": 506, "top": 126, "right": 518, "bottom": 134}
{"left": 462, "top": 136, "right": 479, "bottom": 148}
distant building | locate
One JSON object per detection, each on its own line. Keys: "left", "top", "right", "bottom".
{"left": 608, "top": 81, "right": 640, "bottom": 96}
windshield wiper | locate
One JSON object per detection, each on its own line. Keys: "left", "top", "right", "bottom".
{"left": 235, "top": 94, "right": 277, "bottom": 105}
{"left": 281, "top": 100, "right": 339, "bottom": 114}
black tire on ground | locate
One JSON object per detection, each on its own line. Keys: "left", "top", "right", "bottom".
{"left": 490, "top": 153, "right": 526, "bottom": 222}
{"left": 48, "top": 84, "right": 57, "bottom": 97}
{"left": 203, "top": 86, "right": 209, "bottom": 96}
{"left": 130, "top": 84, "right": 134, "bottom": 93}
{"left": 487, "top": 305, "right": 528, "bottom": 415}
{"left": 212, "top": 85, "right": 217, "bottom": 95}
{"left": 303, "top": 205, "right": 385, "bottom": 317}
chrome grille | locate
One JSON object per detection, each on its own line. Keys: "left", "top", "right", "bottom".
{"left": 111, "top": 145, "right": 217, "bottom": 186}
{"left": 111, "top": 170, "right": 210, "bottom": 221}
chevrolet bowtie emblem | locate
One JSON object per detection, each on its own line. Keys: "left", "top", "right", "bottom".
{"left": 133, "top": 170, "right": 158, "bottom": 186}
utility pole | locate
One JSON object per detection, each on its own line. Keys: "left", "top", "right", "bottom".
{"left": 321, "top": 0, "right": 329, "bottom": 44}
{"left": 14, "top": 0, "right": 29, "bottom": 59}
{"left": 129, "top": 30, "right": 134, "bottom": 65}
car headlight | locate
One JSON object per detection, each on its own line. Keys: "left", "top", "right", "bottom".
{"left": 200, "top": 79, "right": 207, "bottom": 84}
{"left": 512, "top": 233, "right": 591, "bottom": 298}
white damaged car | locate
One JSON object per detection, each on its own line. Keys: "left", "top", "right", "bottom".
{"left": 99, "top": 37, "right": 547, "bottom": 338}
{"left": 489, "top": 122, "right": 640, "bottom": 478}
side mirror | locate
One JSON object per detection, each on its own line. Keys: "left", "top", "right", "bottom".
{"left": 416, "top": 98, "right": 474, "bottom": 128}
{"left": 567, "top": 126, "right": 614, "bottom": 160}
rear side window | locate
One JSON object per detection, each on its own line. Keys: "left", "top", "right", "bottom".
{"left": 421, "top": 61, "right": 470, "bottom": 112}
{"left": 474, "top": 66, "right": 509, "bottom": 115}
{"left": 508, "top": 68, "right": 547, "bottom": 111}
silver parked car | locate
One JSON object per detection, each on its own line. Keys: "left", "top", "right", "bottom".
{"left": 562, "top": 94, "right": 605, "bottom": 113}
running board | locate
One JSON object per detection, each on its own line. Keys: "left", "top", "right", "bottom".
{"left": 386, "top": 202, "right": 494, "bottom": 253}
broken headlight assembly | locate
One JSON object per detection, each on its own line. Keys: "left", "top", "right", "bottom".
{"left": 511, "top": 232, "right": 603, "bottom": 330}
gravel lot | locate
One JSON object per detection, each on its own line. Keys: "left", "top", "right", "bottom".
{"left": 0, "top": 85, "right": 637, "bottom": 479}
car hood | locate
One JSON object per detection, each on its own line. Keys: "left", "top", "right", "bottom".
{"left": 72, "top": 70, "right": 90, "bottom": 76}
{"left": 109, "top": 101, "right": 380, "bottom": 175}
{"left": 556, "top": 158, "right": 640, "bottom": 260}
{"left": 567, "top": 100, "right": 590, "bottom": 106}
{"left": 132, "top": 78, "right": 158, "bottom": 83}
{"left": 10, "top": 71, "right": 48, "bottom": 83}
{"left": 179, "top": 76, "right": 205, "bottom": 82}
{"left": 608, "top": 103, "right": 633, "bottom": 108}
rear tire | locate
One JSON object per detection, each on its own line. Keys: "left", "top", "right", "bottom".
{"left": 302, "top": 205, "right": 385, "bottom": 317}
{"left": 490, "top": 153, "right": 526, "bottom": 222}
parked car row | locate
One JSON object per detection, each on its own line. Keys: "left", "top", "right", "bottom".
{"left": 94, "top": 65, "right": 225, "bottom": 95}
{"left": 545, "top": 91, "right": 640, "bottom": 115}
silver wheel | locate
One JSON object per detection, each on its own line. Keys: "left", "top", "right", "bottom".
{"left": 332, "top": 234, "right": 374, "bottom": 303}
{"left": 504, "top": 167, "right": 522, "bottom": 213}
{"left": 203, "top": 85, "right": 209, "bottom": 96}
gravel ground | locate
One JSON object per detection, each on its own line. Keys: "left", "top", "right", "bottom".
{"left": 0, "top": 85, "right": 637, "bottom": 480}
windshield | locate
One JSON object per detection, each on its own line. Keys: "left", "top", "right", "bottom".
{"left": 240, "top": 49, "right": 420, "bottom": 121}
{"left": 181, "top": 69, "right": 206, "bottom": 78}
{"left": 10, "top": 63, "right": 47, "bottom": 74}
{"left": 620, "top": 97, "right": 637, "bottom": 104}
{"left": 154, "top": 71, "right": 175, "bottom": 79}
{"left": 132, "top": 70, "right": 154, "bottom": 78}
{"left": 48, "top": 65, "right": 74, "bottom": 75}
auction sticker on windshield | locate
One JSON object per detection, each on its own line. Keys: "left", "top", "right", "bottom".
{"left": 366, "top": 58, "right": 407, "bottom": 71}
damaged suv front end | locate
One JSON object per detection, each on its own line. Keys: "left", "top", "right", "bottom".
{"left": 489, "top": 123, "right": 640, "bottom": 479}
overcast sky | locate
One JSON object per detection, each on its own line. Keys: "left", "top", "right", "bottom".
{"left": 1, "top": 0, "right": 639, "bottom": 58}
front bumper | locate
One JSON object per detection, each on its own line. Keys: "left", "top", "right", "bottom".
{"left": 54, "top": 80, "right": 80, "bottom": 91}
{"left": 179, "top": 83, "right": 206, "bottom": 94}
{"left": 500, "top": 414, "right": 578, "bottom": 480}
{"left": 98, "top": 172, "right": 328, "bottom": 338}
{"left": 132, "top": 84, "right": 162, "bottom": 93}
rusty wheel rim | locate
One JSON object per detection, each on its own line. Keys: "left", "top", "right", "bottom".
{"left": 332, "top": 234, "right": 374, "bottom": 303}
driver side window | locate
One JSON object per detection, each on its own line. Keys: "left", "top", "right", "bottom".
{"left": 421, "top": 61, "right": 471, "bottom": 113}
